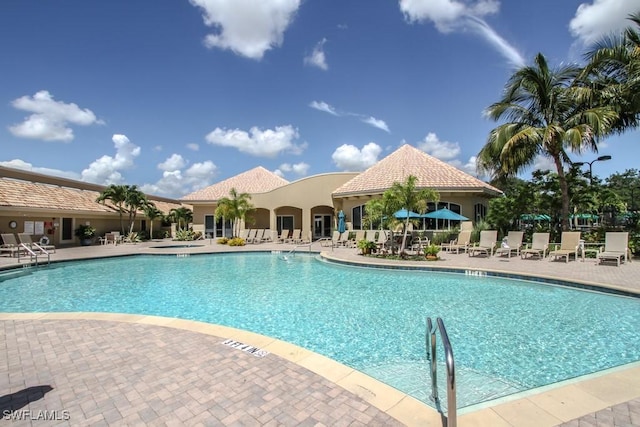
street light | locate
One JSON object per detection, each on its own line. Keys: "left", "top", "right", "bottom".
{"left": 573, "top": 155, "right": 612, "bottom": 185}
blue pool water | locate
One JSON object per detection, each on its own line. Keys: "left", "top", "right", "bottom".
{"left": 1, "top": 252, "right": 639, "bottom": 408}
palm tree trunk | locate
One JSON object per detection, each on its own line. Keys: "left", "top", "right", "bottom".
{"left": 554, "top": 156, "right": 571, "bottom": 231}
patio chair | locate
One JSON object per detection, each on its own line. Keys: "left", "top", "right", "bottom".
{"left": 17, "top": 233, "right": 56, "bottom": 253}
{"left": 441, "top": 230, "right": 471, "bottom": 254}
{"left": 548, "top": 231, "right": 581, "bottom": 263}
{"left": 239, "top": 229, "right": 250, "bottom": 241}
{"left": 596, "top": 232, "right": 629, "bottom": 266}
{"left": 286, "top": 229, "right": 301, "bottom": 244}
{"left": 521, "top": 232, "right": 550, "bottom": 260}
{"left": 494, "top": 231, "right": 524, "bottom": 258}
{"left": 468, "top": 230, "right": 498, "bottom": 257}
{"left": 1, "top": 233, "right": 26, "bottom": 258}
{"left": 350, "top": 230, "right": 366, "bottom": 248}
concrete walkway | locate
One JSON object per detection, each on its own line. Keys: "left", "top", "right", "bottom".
{"left": 1, "top": 239, "right": 639, "bottom": 426}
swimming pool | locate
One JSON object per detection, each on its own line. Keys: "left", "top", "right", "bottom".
{"left": 1, "top": 252, "right": 639, "bottom": 408}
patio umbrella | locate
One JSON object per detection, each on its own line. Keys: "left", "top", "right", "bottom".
{"left": 337, "top": 210, "right": 346, "bottom": 233}
{"left": 422, "top": 208, "right": 468, "bottom": 221}
{"left": 393, "top": 208, "right": 421, "bottom": 219}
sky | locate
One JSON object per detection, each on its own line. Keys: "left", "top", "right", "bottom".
{"left": 1, "top": 0, "right": 640, "bottom": 199}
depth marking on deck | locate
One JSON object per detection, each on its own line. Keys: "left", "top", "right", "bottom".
{"left": 221, "top": 339, "right": 270, "bottom": 358}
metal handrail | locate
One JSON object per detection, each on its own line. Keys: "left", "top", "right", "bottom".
{"left": 17, "top": 243, "right": 50, "bottom": 266}
{"left": 426, "top": 317, "right": 456, "bottom": 427}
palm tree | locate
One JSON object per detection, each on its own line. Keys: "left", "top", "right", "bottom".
{"left": 96, "top": 184, "right": 128, "bottom": 233}
{"left": 215, "top": 188, "right": 254, "bottom": 237}
{"left": 381, "top": 175, "right": 439, "bottom": 254}
{"left": 477, "top": 53, "right": 619, "bottom": 230}
{"left": 169, "top": 207, "right": 193, "bottom": 231}
{"left": 582, "top": 11, "right": 640, "bottom": 132}
{"left": 143, "top": 202, "right": 163, "bottom": 240}
{"left": 123, "top": 185, "right": 149, "bottom": 234}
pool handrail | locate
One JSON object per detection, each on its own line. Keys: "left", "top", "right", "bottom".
{"left": 426, "top": 316, "right": 457, "bottom": 427}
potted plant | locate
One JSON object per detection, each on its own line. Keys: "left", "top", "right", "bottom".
{"left": 74, "top": 224, "right": 96, "bottom": 246}
{"left": 357, "top": 239, "right": 377, "bottom": 255}
{"left": 423, "top": 244, "right": 441, "bottom": 260}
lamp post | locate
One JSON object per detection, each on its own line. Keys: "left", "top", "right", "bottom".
{"left": 573, "top": 155, "right": 612, "bottom": 185}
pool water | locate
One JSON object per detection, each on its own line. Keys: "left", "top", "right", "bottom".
{"left": 1, "top": 253, "right": 639, "bottom": 408}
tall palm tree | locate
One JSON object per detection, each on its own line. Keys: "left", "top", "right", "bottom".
{"left": 143, "top": 202, "right": 163, "bottom": 240}
{"left": 96, "top": 184, "right": 128, "bottom": 233}
{"left": 582, "top": 11, "right": 640, "bottom": 132}
{"left": 169, "top": 207, "right": 193, "bottom": 231}
{"left": 215, "top": 188, "right": 254, "bottom": 237}
{"left": 123, "top": 185, "right": 149, "bottom": 234}
{"left": 382, "top": 175, "right": 439, "bottom": 254}
{"left": 477, "top": 53, "right": 619, "bottom": 230}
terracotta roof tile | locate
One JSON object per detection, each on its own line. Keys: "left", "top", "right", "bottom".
{"left": 181, "top": 166, "right": 289, "bottom": 201}
{"left": 332, "top": 144, "right": 502, "bottom": 196}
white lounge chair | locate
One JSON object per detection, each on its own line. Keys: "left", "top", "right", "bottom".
{"left": 596, "top": 232, "right": 629, "bottom": 266}
{"left": 18, "top": 233, "right": 56, "bottom": 253}
{"left": 286, "top": 229, "right": 301, "bottom": 244}
{"left": 1, "top": 233, "right": 26, "bottom": 258}
{"left": 548, "top": 232, "right": 581, "bottom": 263}
{"left": 468, "top": 230, "right": 497, "bottom": 257}
{"left": 521, "top": 232, "right": 550, "bottom": 260}
{"left": 494, "top": 231, "right": 524, "bottom": 258}
{"left": 441, "top": 230, "right": 471, "bottom": 254}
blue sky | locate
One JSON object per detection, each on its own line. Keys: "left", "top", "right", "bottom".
{"left": 1, "top": 0, "right": 639, "bottom": 198}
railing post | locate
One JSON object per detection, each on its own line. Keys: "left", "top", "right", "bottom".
{"left": 426, "top": 317, "right": 438, "bottom": 401}
{"left": 437, "top": 318, "right": 456, "bottom": 427}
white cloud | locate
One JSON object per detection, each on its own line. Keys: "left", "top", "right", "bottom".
{"left": 569, "top": 0, "right": 640, "bottom": 45}
{"left": 187, "top": 143, "right": 200, "bottom": 151}
{"left": 399, "top": 0, "right": 525, "bottom": 67}
{"left": 532, "top": 155, "right": 556, "bottom": 173}
{"left": 9, "top": 90, "right": 103, "bottom": 142}
{"left": 0, "top": 159, "right": 81, "bottom": 180}
{"left": 141, "top": 160, "right": 217, "bottom": 198}
{"left": 417, "top": 132, "right": 461, "bottom": 160}
{"left": 153, "top": 145, "right": 163, "bottom": 151}
{"left": 362, "top": 116, "right": 390, "bottom": 133}
{"left": 332, "top": 142, "right": 382, "bottom": 171}
{"left": 205, "top": 125, "right": 306, "bottom": 157}
{"left": 189, "top": 0, "right": 301, "bottom": 60}
{"left": 158, "top": 154, "right": 187, "bottom": 171}
{"left": 309, "top": 100, "right": 338, "bottom": 115}
{"left": 304, "top": 38, "right": 328, "bottom": 70}
{"left": 80, "top": 134, "right": 141, "bottom": 185}
{"left": 274, "top": 162, "right": 310, "bottom": 177}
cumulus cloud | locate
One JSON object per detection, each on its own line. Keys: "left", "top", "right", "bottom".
{"left": 141, "top": 159, "right": 217, "bottom": 198}
{"left": 205, "top": 125, "right": 306, "bottom": 157}
{"left": 304, "top": 38, "right": 328, "bottom": 70}
{"left": 309, "top": 100, "right": 338, "bottom": 115}
{"left": 80, "top": 134, "right": 141, "bottom": 185}
{"left": 189, "top": 0, "right": 301, "bottom": 60}
{"left": 0, "top": 159, "right": 81, "bottom": 180}
{"left": 331, "top": 142, "right": 382, "bottom": 171}
{"left": 417, "top": 132, "right": 461, "bottom": 160}
{"left": 569, "top": 0, "right": 640, "bottom": 45}
{"left": 399, "top": 0, "right": 525, "bottom": 68}
{"left": 8, "top": 90, "right": 103, "bottom": 142}
{"left": 274, "top": 162, "right": 310, "bottom": 178}
{"left": 361, "top": 116, "right": 390, "bottom": 133}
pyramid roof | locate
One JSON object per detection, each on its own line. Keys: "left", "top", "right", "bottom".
{"left": 332, "top": 144, "right": 501, "bottom": 196}
{"left": 181, "top": 166, "right": 289, "bottom": 201}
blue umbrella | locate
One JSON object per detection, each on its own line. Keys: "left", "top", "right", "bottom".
{"left": 337, "top": 210, "right": 346, "bottom": 233}
{"left": 422, "top": 208, "right": 468, "bottom": 221}
{"left": 393, "top": 208, "right": 421, "bottom": 219}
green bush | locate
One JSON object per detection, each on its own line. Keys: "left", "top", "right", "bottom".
{"left": 228, "top": 237, "right": 246, "bottom": 246}
{"left": 175, "top": 229, "right": 196, "bottom": 241}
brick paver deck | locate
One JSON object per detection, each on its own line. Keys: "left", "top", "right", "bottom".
{"left": 1, "top": 239, "right": 640, "bottom": 426}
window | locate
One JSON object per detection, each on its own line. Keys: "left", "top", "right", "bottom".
{"left": 474, "top": 203, "right": 487, "bottom": 222}
{"left": 277, "top": 216, "right": 294, "bottom": 234}
{"left": 424, "top": 202, "right": 462, "bottom": 230}
{"left": 352, "top": 205, "right": 372, "bottom": 230}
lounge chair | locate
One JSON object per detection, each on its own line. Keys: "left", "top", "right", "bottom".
{"left": 17, "top": 233, "right": 56, "bottom": 253}
{"left": 442, "top": 230, "right": 471, "bottom": 254}
{"left": 548, "top": 231, "right": 581, "bottom": 263}
{"left": 337, "top": 231, "right": 351, "bottom": 247}
{"left": 286, "top": 229, "right": 301, "bottom": 244}
{"left": 596, "top": 232, "right": 629, "bottom": 266}
{"left": 521, "top": 232, "right": 550, "bottom": 260}
{"left": 1, "top": 233, "right": 26, "bottom": 258}
{"left": 276, "top": 229, "right": 290, "bottom": 244}
{"left": 351, "top": 230, "right": 366, "bottom": 248}
{"left": 245, "top": 229, "right": 258, "bottom": 244}
{"left": 468, "top": 230, "right": 497, "bottom": 257}
{"left": 324, "top": 230, "right": 340, "bottom": 247}
{"left": 239, "top": 229, "right": 250, "bottom": 241}
{"left": 410, "top": 234, "right": 429, "bottom": 254}
{"left": 494, "top": 231, "right": 524, "bottom": 258}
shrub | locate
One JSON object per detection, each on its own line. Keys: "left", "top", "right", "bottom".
{"left": 217, "top": 237, "right": 229, "bottom": 245}
{"left": 228, "top": 237, "right": 246, "bottom": 246}
{"left": 174, "top": 229, "right": 196, "bottom": 241}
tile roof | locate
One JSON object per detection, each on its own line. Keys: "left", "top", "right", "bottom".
{"left": 0, "top": 177, "right": 184, "bottom": 215}
{"left": 181, "top": 166, "right": 289, "bottom": 201}
{"left": 332, "top": 144, "right": 502, "bottom": 196}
